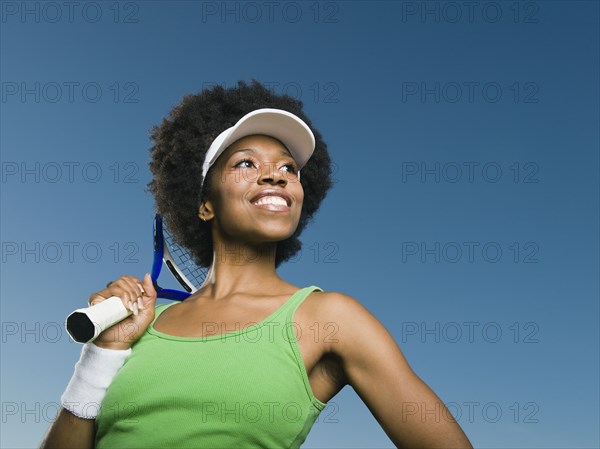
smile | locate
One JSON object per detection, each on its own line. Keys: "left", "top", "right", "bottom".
{"left": 252, "top": 195, "right": 291, "bottom": 212}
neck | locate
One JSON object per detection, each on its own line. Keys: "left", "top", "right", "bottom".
{"left": 200, "top": 237, "right": 285, "bottom": 299}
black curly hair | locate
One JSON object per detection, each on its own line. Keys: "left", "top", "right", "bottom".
{"left": 147, "top": 80, "right": 333, "bottom": 268}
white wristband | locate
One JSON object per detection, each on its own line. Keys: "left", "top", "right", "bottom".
{"left": 60, "top": 342, "right": 132, "bottom": 419}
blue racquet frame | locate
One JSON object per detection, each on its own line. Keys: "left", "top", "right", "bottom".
{"left": 151, "top": 214, "right": 204, "bottom": 301}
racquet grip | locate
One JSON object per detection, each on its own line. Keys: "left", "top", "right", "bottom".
{"left": 65, "top": 296, "right": 132, "bottom": 344}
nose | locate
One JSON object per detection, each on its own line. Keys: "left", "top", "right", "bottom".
{"left": 257, "top": 163, "right": 288, "bottom": 187}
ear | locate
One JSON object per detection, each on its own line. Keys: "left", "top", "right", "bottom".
{"left": 198, "top": 199, "right": 214, "bottom": 222}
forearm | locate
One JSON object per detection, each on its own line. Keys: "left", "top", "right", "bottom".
{"left": 39, "top": 408, "right": 95, "bottom": 449}
{"left": 40, "top": 343, "right": 131, "bottom": 449}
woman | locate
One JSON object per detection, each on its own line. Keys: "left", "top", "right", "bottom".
{"left": 41, "top": 80, "right": 473, "bottom": 448}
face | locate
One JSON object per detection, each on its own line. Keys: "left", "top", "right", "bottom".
{"left": 199, "top": 134, "right": 304, "bottom": 245}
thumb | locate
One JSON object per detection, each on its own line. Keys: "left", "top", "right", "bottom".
{"left": 141, "top": 273, "right": 157, "bottom": 306}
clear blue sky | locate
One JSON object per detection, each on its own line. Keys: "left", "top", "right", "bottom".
{"left": 1, "top": 1, "right": 598, "bottom": 448}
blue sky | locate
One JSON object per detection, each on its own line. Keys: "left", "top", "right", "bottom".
{"left": 1, "top": 1, "right": 598, "bottom": 448}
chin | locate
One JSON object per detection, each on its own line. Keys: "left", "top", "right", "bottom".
{"left": 253, "top": 224, "right": 297, "bottom": 244}
{"left": 263, "top": 230, "right": 296, "bottom": 243}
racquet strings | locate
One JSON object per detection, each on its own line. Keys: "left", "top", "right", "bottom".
{"left": 162, "top": 222, "right": 207, "bottom": 291}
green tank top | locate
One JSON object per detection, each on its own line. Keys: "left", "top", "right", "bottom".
{"left": 95, "top": 286, "right": 327, "bottom": 449}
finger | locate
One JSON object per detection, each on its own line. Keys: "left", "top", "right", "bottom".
{"left": 90, "top": 282, "right": 126, "bottom": 305}
{"left": 110, "top": 278, "right": 138, "bottom": 303}
{"left": 103, "top": 283, "right": 137, "bottom": 311}
{"left": 88, "top": 293, "right": 108, "bottom": 307}
{"left": 121, "top": 276, "right": 143, "bottom": 300}
{"left": 123, "top": 275, "right": 142, "bottom": 288}
{"left": 142, "top": 273, "right": 157, "bottom": 298}
{"left": 88, "top": 290, "right": 131, "bottom": 314}
{"left": 109, "top": 285, "right": 131, "bottom": 303}
{"left": 124, "top": 276, "right": 145, "bottom": 299}
{"left": 88, "top": 277, "right": 139, "bottom": 309}
{"left": 131, "top": 300, "right": 139, "bottom": 316}
{"left": 119, "top": 276, "right": 149, "bottom": 315}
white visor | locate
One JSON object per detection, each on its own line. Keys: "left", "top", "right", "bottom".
{"left": 200, "top": 108, "right": 315, "bottom": 186}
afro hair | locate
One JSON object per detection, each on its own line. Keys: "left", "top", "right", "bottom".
{"left": 147, "top": 79, "right": 333, "bottom": 268}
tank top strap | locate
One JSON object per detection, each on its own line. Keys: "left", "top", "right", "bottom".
{"left": 279, "top": 285, "right": 323, "bottom": 327}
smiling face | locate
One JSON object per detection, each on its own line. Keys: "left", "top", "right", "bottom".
{"left": 199, "top": 134, "right": 304, "bottom": 246}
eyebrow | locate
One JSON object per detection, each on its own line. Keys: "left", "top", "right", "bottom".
{"left": 228, "top": 148, "right": 294, "bottom": 159}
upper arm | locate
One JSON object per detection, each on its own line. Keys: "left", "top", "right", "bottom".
{"left": 319, "top": 292, "right": 473, "bottom": 449}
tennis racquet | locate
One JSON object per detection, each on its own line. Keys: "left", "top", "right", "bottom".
{"left": 65, "top": 214, "right": 207, "bottom": 343}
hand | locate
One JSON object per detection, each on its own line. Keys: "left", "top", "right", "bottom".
{"left": 88, "top": 273, "right": 157, "bottom": 350}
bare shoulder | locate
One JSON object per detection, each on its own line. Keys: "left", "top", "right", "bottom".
{"left": 306, "top": 290, "right": 366, "bottom": 313}
{"left": 304, "top": 290, "right": 392, "bottom": 353}
{"left": 307, "top": 290, "right": 378, "bottom": 319}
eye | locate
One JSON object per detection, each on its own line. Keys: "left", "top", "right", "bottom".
{"left": 233, "top": 158, "right": 256, "bottom": 169}
{"left": 281, "top": 162, "right": 298, "bottom": 174}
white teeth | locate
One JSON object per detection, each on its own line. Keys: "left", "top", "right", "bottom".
{"left": 254, "top": 196, "right": 288, "bottom": 206}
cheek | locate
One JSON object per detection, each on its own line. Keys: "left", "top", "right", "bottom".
{"left": 297, "top": 194, "right": 304, "bottom": 211}
{"left": 213, "top": 183, "right": 250, "bottom": 216}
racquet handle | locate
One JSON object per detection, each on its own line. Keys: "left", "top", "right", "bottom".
{"left": 65, "top": 296, "right": 132, "bottom": 344}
